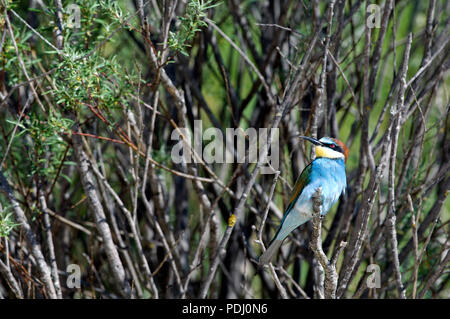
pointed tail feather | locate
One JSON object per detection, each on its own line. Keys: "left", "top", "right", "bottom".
{"left": 259, "top": 239, "right": 283, "bottom": 266}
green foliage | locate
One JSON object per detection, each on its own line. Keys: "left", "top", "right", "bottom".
{"left": 60, "top": 0, "right": 131, "bottom": 51}
{"left": 53, "top": 48, "right": 135, "bottom": 113}
{"left": 6, "top": 112, "right": 73, "bottom": 181}
{"left": 0, "top": 207, "right": 20, "bottom": 238}
{"left": 1, "top": 27, "right": 35, "bottom": 86}
{"left": 168, "top": 0, "right": 220, "bottom": 56}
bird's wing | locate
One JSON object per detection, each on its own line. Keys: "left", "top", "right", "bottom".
{"left": 268, "top": 162, "right": 313, "bottom": 243}
{"left": 285, "top": 162, "right": 312, "bottom": 214}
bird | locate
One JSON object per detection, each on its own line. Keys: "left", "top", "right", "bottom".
{"left": 259, "top": 136, "right": 348, "bottom": 266}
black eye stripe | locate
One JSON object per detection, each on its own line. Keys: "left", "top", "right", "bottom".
{"left": 324, "top": 143, "right": 342, "bottom": 153}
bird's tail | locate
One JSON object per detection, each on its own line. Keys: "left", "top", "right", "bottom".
{"left": 259, "top": 239, "right": 283, "bottom": 266}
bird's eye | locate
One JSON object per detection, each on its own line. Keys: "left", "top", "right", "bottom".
{"left": 330, "top": 144, "right": 335, "bottom": 148}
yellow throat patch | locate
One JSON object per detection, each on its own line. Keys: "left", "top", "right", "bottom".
{"left": 315, "top": 145, "right": 344, "bottom": 159}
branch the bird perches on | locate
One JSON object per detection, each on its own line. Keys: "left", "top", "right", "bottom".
{"left": 310, "top": 187, "right": 347, "bottom": 299}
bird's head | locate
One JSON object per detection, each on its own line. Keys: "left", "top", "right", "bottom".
{"left": 300, "top": 136, "right": 349, "bottom": 163}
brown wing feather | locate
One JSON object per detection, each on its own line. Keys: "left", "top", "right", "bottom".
{"left": 286, "top": 163, "right": 312, "bottom": 212}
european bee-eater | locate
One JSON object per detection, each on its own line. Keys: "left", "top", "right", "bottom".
{"left": 259, "top": 136, "right": 348, "bottom": 265}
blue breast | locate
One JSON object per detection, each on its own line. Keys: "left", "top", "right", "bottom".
{"left": 302, "top": 157, "right": 347, "bottom": 215}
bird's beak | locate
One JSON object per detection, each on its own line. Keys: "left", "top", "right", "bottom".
{"left": 299, "top": 136, "right": 323, "bottom": 146}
